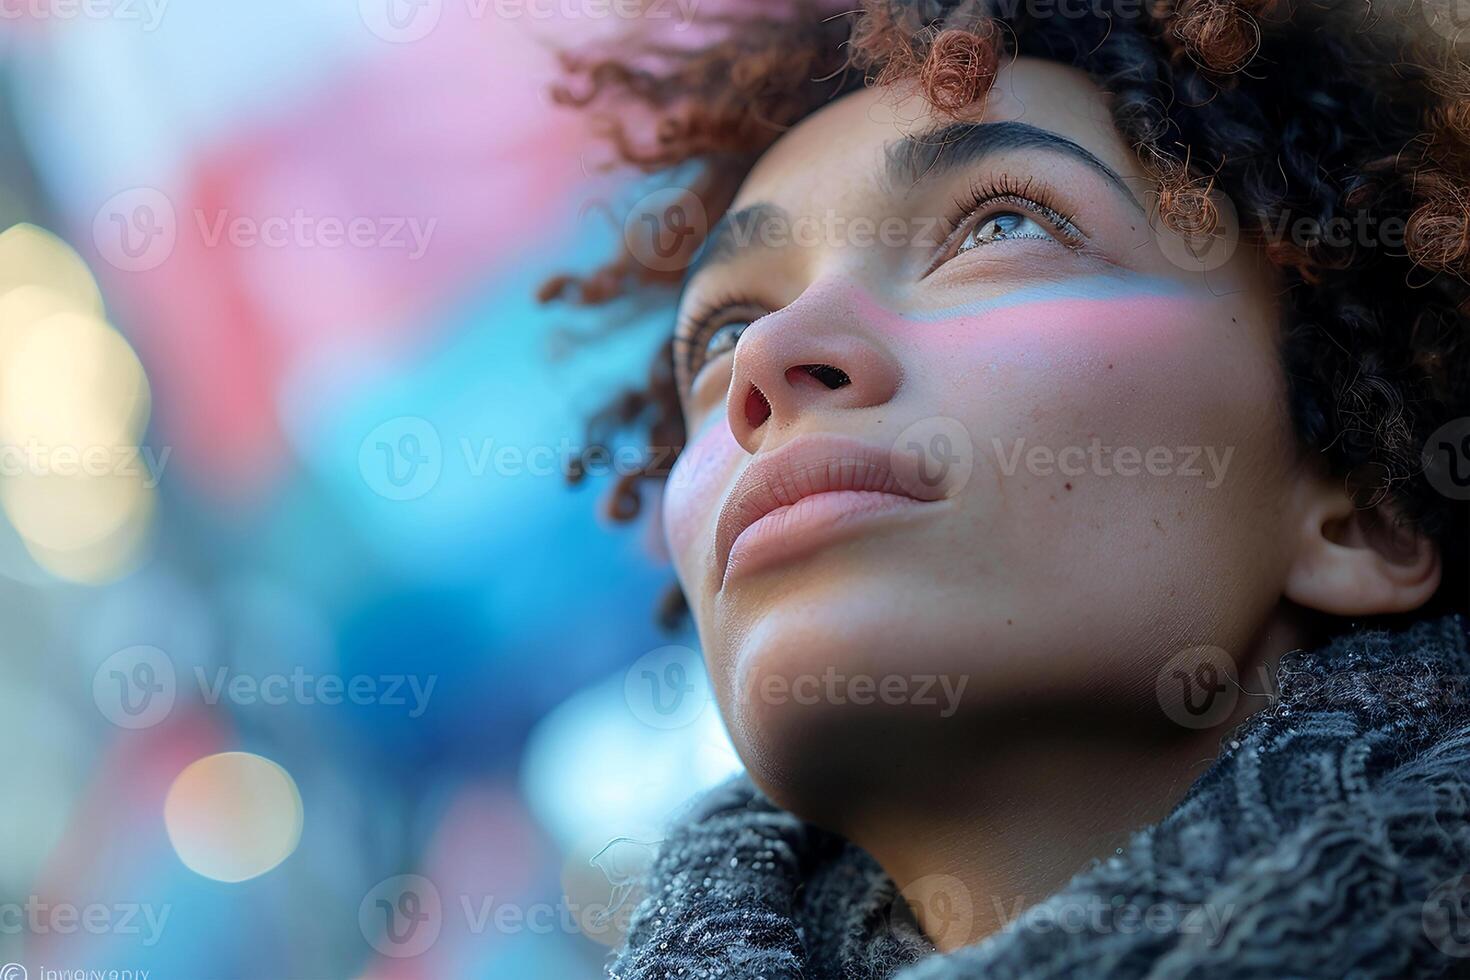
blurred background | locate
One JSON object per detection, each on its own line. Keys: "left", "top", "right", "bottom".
{"left": 0, "top": 3, "right": 741, "bottom": 977}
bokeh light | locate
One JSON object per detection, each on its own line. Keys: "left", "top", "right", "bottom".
{"left": 0, "top": 222, "right": 105, "bottom": 316}
{"left": 164, "top": 752, "right": 305, "bottom": 883}
{"left": 0, "top": 223, "right": 154, "bottom": 582}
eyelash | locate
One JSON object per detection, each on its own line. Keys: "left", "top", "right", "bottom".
{"left": 928, "top": 173, "right": 1084, "bottom": 275}
{"left": 673, "top": 293, "right": 766, "bottom": 388}
{"left": 673, "top": 175, "right": 1085, "bottom": 386}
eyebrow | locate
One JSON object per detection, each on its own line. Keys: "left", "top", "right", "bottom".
{"left": 886, "top": 120, "right": 1144, "bottom": 213}
{"left": 682, "top": 120, "right": 1145, "bottom": 285}
{"left": 685, "top": 201, "right": 788, "bottom": 283}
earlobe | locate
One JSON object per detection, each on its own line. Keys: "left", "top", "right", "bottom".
{"left": 1284, "top": 485, "right": 1442, "bottom": 617}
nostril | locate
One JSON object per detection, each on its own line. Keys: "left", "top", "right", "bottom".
{"left": 800, "top": 364, "right": 851, "bottom": 390}
{"left": 744, "top": 385, "right": 772, "bottom": 430}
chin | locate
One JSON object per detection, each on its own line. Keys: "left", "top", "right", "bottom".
{"left": 708, "top": 580, "right": 980, "bottom": 832}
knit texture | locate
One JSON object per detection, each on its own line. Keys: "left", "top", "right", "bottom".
{"left": 608, "top": 616, "right": 1470, "bottom": 979}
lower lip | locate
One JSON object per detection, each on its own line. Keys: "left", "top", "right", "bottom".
{"left": 721, "top": 490, "right": 932, "bottom": 586}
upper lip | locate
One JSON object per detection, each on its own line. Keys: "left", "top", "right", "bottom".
{"left": 713, "top": 435, "right": 943, "bottom": 582}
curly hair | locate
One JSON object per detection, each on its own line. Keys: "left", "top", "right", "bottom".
{"left": 541, "top": 0, "right": 1470, "bottom": 623}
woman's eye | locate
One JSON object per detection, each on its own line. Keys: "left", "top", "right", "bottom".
{"left": 701, "top": 320, "right": 749, "bottom": 366}
{"left": 958, "top": 210, "right": 1054, "bottom": 253}
{"left": 677, "top": 300, "right": 767, "bottom": 394}
{"left": 682, "top": 320, "right": 747, "bottom": 397}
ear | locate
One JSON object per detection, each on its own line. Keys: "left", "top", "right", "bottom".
{"left": 1284, "top": 476, "right": 1441, "bottom": 617}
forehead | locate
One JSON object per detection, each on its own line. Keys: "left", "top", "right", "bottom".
{"left": 731, "top": 55, "right": 1146, "bottom": 209}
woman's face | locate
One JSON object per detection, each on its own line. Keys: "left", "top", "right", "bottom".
{"left": 659, "top": 57, "right": 1305, "bottom": 818}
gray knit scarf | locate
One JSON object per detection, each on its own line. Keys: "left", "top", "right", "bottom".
{"left": 609, "top": 616, "right": 1470, "bottom": 979}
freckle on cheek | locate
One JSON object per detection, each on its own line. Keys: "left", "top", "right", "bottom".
{"left": 663, "top": 419, "right": 743, "bottom": 558}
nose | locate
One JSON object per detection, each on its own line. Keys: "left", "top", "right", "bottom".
{"left": 724, "top": 288, "right": 902, "bottom": 454}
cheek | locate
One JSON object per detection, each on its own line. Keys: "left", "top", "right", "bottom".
{"left": 662, "top": 416, "right": 744, "bottom": 570}
{"left": 892, "top": 287, "right": 1286, "bottom": 462}
{"left": 867, "top": 287, "right": 1293, "bottom": 684}
{"left": 883, "top": 284, "right": 1293, "bottom": 576}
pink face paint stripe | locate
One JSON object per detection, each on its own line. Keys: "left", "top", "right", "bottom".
{"left": 893, "top": 295, "right": 1199, "bottom": 343}
{"left": 896, "top": 273, "right": 1194, "bottom": 323}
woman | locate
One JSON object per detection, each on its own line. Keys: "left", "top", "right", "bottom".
{"left": 543, "top": 1, "right": 1470, "bottom": 976}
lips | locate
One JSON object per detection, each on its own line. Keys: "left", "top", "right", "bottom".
{"left": 713, "top": 436, "right": 945, "bottom": 585}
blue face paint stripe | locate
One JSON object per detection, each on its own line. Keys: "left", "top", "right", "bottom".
{"left": 899, "top": 273, "right": 1193, "bottom": 323}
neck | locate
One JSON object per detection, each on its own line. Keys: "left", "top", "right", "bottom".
{"left": 843, "top": 727, "right": 1224, "bottom": 949}
{"left": 831, "top": 614, "right": 1308, "bottom": 952}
